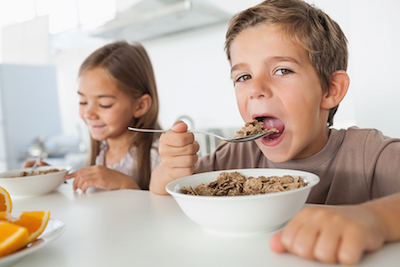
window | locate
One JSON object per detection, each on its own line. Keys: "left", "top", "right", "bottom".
{"left": 78, "top": 0, "right": 116, "bottom": 30}
{"left": 0, "top": 0, "right": 116, "bottom": 34}
{"left": 0, "top": 0, "right": 35, "bottom": 26}
{"left": 48, "top": 0, "right": 79, "bottom": 34}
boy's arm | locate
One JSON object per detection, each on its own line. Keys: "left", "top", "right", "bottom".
{"left": 270, "top": 192, "right": 400, "bottom": 265}
{"left": 363, "top": 192, "right": 400, "bottom": 242}
{"left": 149, "top": 122, "right": 199, "bottom": 195}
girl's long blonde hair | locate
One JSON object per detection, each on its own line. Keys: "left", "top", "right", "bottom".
{"left": 79, "top": 41, "right": 161, "bottom": 189}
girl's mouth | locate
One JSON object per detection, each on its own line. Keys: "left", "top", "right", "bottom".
{"left": 90, "top": 125, "right": 106, "bottom": 131}
{"left": 255, "top": 116, "right": 285, "bottom": 141}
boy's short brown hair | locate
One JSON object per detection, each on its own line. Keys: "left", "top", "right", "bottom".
{"left": 225, "top": 0, "right": 348, "bottom": 126}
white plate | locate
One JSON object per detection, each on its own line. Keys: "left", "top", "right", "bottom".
{"left": 0, "top": 218, "right": 66, "bottom": 267}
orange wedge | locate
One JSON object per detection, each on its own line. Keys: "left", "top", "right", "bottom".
{"left": 0, "top": 187, "right": 12, "bottom": 213}
{"left": 13, "top": 211, "right": 50, "bottom": 243}
{"left": 0, "top": 212, "right": 13, "bottom": 221}
{"left": 0, "top": 221, "right": 29, "bottom": 257}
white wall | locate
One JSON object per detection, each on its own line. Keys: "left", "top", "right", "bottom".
{"left": 1, "top": 16, "right": 49, "bottom": 64}
{"left": 3, "top": 0, "right": 400, "bottom": 140}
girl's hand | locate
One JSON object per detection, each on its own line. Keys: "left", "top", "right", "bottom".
{"left": 269, "top": 205, "right": 386, "bottom": 265}
{"left": 23, "top": 159, "right": 49, "bottom": 168}
{"left": 65, "top": 165, "right": 140, "bottom": 193}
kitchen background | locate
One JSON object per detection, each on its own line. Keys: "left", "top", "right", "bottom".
{"left": 0, "top": 0, "right": 399, "bottom": 172}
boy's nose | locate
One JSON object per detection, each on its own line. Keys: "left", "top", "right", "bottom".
{"left": 249, "top": 78, "right": 273, "bottom": 99}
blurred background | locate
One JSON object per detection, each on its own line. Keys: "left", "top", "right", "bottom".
{"left": 0, "top": 0, "right": 399, "bottom": 172}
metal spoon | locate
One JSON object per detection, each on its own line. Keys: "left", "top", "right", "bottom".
{"left": 27, "top": 154, "right": 43, "bottom": 176}
{"left": 128, "top": 127, "right": 277, "bottom": 143}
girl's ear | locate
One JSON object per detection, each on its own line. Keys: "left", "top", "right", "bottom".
{"left": 320, "top": 70, "right": 350, "bottom": 110}
{"left": 133, "top": 94, "right": 152, "bottom": 118}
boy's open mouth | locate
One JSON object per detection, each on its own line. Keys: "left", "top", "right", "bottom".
{"left": 255, "top": 116, "right": 285, "bottom": 140}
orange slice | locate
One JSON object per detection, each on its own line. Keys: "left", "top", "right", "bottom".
{"left": 0, "top": 187, "right": 12, "bottom": 213}
{"left": 0, "top": 221, "right": 29, "bottom": 257}
{"left": 0, "top": 212, "right": 13, "bottom": 221}
{"left": 13, "top": 211, "right": 50, "bottom": 243}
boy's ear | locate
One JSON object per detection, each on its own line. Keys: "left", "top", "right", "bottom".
{"left": 133, "top": 94, "right": 152, "bottom": 118}
{"left": 320, "top": 70, "right": 349, "bottom": 110}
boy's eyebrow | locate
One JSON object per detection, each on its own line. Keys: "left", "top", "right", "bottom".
{"left": 231, "top": 56, "right": 300, "bottom": 74}
{"left": 231, "top": 63, "right": 247, "bottom": 74}
{"left": 269, "top": 56, "right": 300, "bottom": 65}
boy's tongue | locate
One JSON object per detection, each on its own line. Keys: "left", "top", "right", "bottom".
{"left": 262, "top": 117, "right": 284, "bottom": 133}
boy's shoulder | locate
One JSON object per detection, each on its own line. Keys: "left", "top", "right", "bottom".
{"left": 331, "top": 126, "right": 400, "bottom": 155}
{"left": 333, "top": 126, "right": 398, "bottom": 142}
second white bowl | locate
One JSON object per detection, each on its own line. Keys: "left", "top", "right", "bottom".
{"left": 0, "top": 165, "right": 69, "bottom": 198}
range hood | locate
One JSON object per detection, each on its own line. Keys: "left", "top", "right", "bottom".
{"left": 91, "top": 0, "right": 231, "bottom": 41}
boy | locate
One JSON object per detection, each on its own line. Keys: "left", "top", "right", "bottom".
{"left": 150, "top": 0, "right": 400, "bottom": 265}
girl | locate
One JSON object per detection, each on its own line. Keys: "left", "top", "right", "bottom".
{"left": 25, "top": 41, "right": 161, "bottom": 192}
{"left": 66, "top": 41, "right": 161, "bottom": 192}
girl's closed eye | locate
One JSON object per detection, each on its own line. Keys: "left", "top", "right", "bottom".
{"left": 79, "top": 101, "right": 87, "bottom": 105}
{"left": 100, "top": 104, "right": 113, "bottom": 108}
{"left": 99, "top": 100, "right": 115, "bottom": 108}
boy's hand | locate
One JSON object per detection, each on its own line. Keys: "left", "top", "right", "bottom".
{"left": 269, "top": 205, "right": 386, "bottom": 265}
{"left": 149, "top": 121, "right": 200, "bottom": 194}
{"left": 160, "top": 121, "right": 200, "bottom": 179}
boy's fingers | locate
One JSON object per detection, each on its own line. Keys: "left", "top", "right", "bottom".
{"left": 171, "top": 121, "right": 188, "bottom": 132}
{"left": 337, "top": 227, "right": 367, "bottom": 265}
{"left": 290, "top": 223, "right": 319, "bottom": 260}
{"left": 313, "top": 226, "right": 341, "bottom": 263}
{"left": 269, "top": 231, "right": 286, "bottom": 253}
{"left": 162, "top": 154, "right": 198, "bottom": 169}
{"left": 160, "top": 141, "right": 199, "bottom": 157}
{"left": 168, "top": 166, "right": 196, "bottom": 180}
{"left": 161, "top": 132, "right": 195, "bottom": 148}
{"left": 281, "top": 214, "right": 304, "bottom": 249}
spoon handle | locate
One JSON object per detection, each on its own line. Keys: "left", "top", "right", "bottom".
{"left": 27, "top": 155, "right": 43, "bottom": 176}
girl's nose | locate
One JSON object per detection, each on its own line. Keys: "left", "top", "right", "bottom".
{"left": 249, "top": 77, "right": 273, "bottom": 99}
{"left": 83, "top": 104, "right": 98, "bottom": 120}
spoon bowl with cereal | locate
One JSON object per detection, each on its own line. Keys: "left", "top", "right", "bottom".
{"left": 128, "top": 120, "right": 278, "bottom": 143}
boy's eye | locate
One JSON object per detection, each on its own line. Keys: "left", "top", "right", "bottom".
{"left": 275, "top": 68, "right": 293, "bottom": 75}
{"left": 236, "top": 74, "right": 252, "bottom": 83}
{"left": 79, "top": 102, "right": 87, "bottom": 105}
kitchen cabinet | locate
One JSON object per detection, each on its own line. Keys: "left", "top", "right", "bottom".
{"left": 0, "top": 64, "right": 61, "bottom": 171}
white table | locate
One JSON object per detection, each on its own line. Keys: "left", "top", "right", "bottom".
{"left": 9, "top": 180, "right": 400, "bottom": 267}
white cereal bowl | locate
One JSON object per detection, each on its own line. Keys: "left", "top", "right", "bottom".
{"left": 166, "top": 168, "right": 320, "bottom": 236}
{"left": 0, "top": 165, "right": 69, "bottom": 198}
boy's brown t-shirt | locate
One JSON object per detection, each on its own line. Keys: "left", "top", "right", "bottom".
{"left": 194, "top": 127, "right": 400, "bottom": 205}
